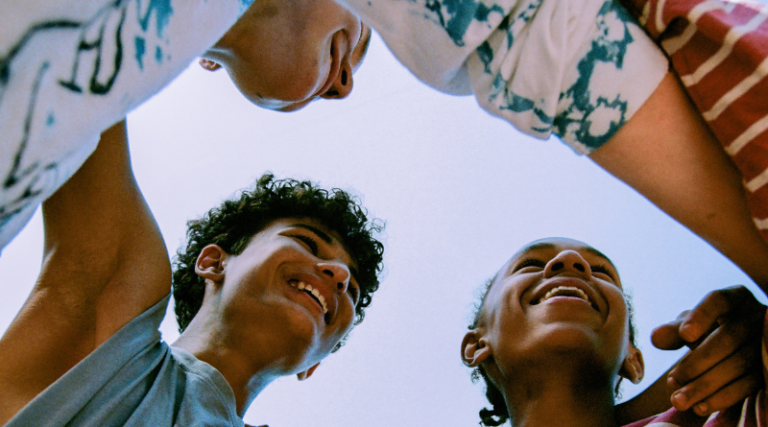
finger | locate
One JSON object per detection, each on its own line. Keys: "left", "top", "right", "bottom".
{"left": 690, "top": 375, "right": 761, "bottom": 417}
{"left": 677, "top": 289, "right": 739, "bottom": 343}
{"left": 651, "top": 320, "right": 688, "bottom": 351}
{"left": 668, "top": 342, "right": 759, "bottom": 411}
{"left": 652, "top": 310, "right": 693, "bottom": 350}
{"left": 669, "top": 317, "right": 757, "bottom": 387}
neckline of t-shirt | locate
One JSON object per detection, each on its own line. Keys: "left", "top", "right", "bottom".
{"left": 170, "top": 346, "right": 241, "bottom": 423}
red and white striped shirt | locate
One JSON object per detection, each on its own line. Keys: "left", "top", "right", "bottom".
{"left": 621, "top": 0, "right": 768, "bottom": 242}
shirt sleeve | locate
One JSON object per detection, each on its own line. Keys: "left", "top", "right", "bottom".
{"left": 341, "top": 0, "right": 669, "bottom": 154}
{"left": 5, "top": 294, "right": 171, "bottom": 427}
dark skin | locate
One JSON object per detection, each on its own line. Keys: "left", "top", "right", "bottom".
{"left": 464, "top": 240, "right": 765, "bottom": 427}
{"left": 616, "top": 285, "right": 766, "bottom": 422}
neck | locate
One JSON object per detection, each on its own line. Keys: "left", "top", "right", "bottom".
{"left": 172, "top": 310, "right": 282, "bottom": 417}
{"left": 499, "top": 359, "right": 619, "bottom": 427}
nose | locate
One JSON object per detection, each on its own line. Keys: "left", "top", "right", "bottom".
{"left": 320, "top": 60, "right": 353, "bottom": 100}
{"left": 317, "top": 261, "right": 351, "bottom": 293}
{"left": 543, "top": 250, "right": 591, "bottom": 279}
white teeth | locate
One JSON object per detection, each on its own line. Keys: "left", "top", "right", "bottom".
{"left": 317, "top": 294, "right": 327, "bottom": 313}
{"left": 541, "top": 286, "right": 590, "bottom": 304}
{"left": 292, "top": 281, "right": 328, "bottom": 314}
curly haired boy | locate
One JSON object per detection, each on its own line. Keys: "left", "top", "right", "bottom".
{"left": 0, "top": 121, "right": 384, "bottom": 427}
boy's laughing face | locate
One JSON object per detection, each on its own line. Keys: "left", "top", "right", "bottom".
{"left": 199, "top": 217, "right": 361, "bottom": 374}
{"left": 476, "top": 238, "right": 635, "bottom": 382}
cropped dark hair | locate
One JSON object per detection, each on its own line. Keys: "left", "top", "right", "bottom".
{"left": 172, "top": 173, "right": 384, "bottom": 335}
{"left": 468, "top": 277, "right": 637, "bottom": 426}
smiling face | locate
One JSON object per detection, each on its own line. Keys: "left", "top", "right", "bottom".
{"left": 201, "top": 0, "right": 372, "bottom": 111}
{"left": 476, "top": 238, "right": 634, "bottom": 383}
{"left": 212, "top": 217, "right": 361, "bottom": 373}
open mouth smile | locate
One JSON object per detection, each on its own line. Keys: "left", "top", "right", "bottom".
{"left": 531, "top": 282, "right": 601, "bottom": 312}
{"left": 288, "top": 279, "right": 328, "bottom": 314}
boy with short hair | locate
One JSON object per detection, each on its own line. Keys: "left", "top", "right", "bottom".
{"left": 0, "top": 121, "right": 384, "bottom": 426}
{"left": 0, "top": 0, "right": 371, "bottom": 251}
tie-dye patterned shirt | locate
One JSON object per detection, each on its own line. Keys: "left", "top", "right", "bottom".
{"left": 0, "top": 0, "right": 251, "bottom": 251}
{"left": 340, "top": 0, "right": 669, "bottom": 151}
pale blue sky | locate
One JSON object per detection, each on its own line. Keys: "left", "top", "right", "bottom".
{"left": 1, "top": 31, "right": 765, "bottom": 427}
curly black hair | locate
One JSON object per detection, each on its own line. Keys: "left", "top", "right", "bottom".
{"left": 468, "top": 274, "right": 637, "bottom": 426}
{"left": 172, "top": 173, "right": 384, "bottom": 337}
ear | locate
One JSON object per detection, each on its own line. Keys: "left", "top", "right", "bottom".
{"left": 619, "top": 344, "right": 645, "bottom": 384}
{"left": 195, "top": 244, "right": 227, "bottom": 284}
{"left": 461, "top": 330, "right": 493, "bottom": 367}
{"left": 199, "top": 58, "right": 222, "bottom": 71}
{"left": 297, "top": 362, "right": 320, "bottom": 381}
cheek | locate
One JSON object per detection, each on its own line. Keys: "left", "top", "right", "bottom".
{"left": 272, "top": 55, "right": 326, "bottom": 101}
{"left": 233, "top": 43, "right": 325, "bottom": 102}
{"left": 328, "top": 303, "right": 356, "bottom": 339}
{"left": 603, "top": 292, "right": 632, "bottom": 350}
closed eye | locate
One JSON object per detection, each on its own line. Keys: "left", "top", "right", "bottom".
{"left": 591, "top": 264, "right": 615, "bottom": 282}
{"left": 293, "top": 235, "right": 319, "bottom": 255}
{"left": 514, "top": 258, "right": 545, "bottom": 272}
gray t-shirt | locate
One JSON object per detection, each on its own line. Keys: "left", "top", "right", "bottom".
{"left": 6, "top": 295, "right": 244, "bottom": 427}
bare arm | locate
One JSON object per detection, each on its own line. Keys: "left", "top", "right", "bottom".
{"left": 0, "top": 121, "right": 171, "bottom": 424}
{"left": 594, "top": 74, "right": 768, "bottom": 421}
{"left": 589, "top": 72, "right": 768, "bottom": 294}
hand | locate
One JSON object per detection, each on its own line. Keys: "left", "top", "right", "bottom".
{"left": 651, "top": 285, "right": 765, "bottom": 416}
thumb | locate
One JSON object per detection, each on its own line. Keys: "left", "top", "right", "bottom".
{"left": 651, "top": 320, "right": 688, "bottom": 350}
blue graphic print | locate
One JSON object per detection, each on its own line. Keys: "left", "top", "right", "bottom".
{"left": 553, "top": 1, "right": 635, "bottom": 150}
{"left": 417, "top": 0, "right": 640, "bottom": 150}
{"left": 422, "top": 0, "right": 505, "bottom": 46}
{"left": 135, "top": 36, "right": 146, "bottom": 69}
{"left": 410, "top": 0, "right": 645, "bottom": 151}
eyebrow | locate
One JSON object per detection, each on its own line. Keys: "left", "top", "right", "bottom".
{"left": 522, "top": 242, "right": 555, "bottom": 252}
{"left": 583, "top": 247, "right": 615, "bottom": 268}
{"left": 292, "top": 223, "right": 333, "bottom": 243}
{"left": 291, "top": 223, "right": 361, "bottom": 283}
{"left": 511, "top": 242, "right": 555, "bottom": 261}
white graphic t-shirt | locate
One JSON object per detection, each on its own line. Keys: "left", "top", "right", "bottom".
{"left": 0, "top": 0, "right": 250, "bottom": 250}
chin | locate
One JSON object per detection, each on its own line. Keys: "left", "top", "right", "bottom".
{"left": 275, "top": 100, "right": 312, "bottom": 112}
{"left": 240, "top": 92, "right": 312, "bottom": 112}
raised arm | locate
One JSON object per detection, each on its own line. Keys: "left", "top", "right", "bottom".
{"left": 589, "top": 73, "right": 768, "bottom": 294}
{"left": 0, "top": 121, "right": 171, "bottom": 424}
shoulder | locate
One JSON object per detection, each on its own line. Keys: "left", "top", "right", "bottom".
{"left": 4, "top": 297, "right": 173, "bottom": 426}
